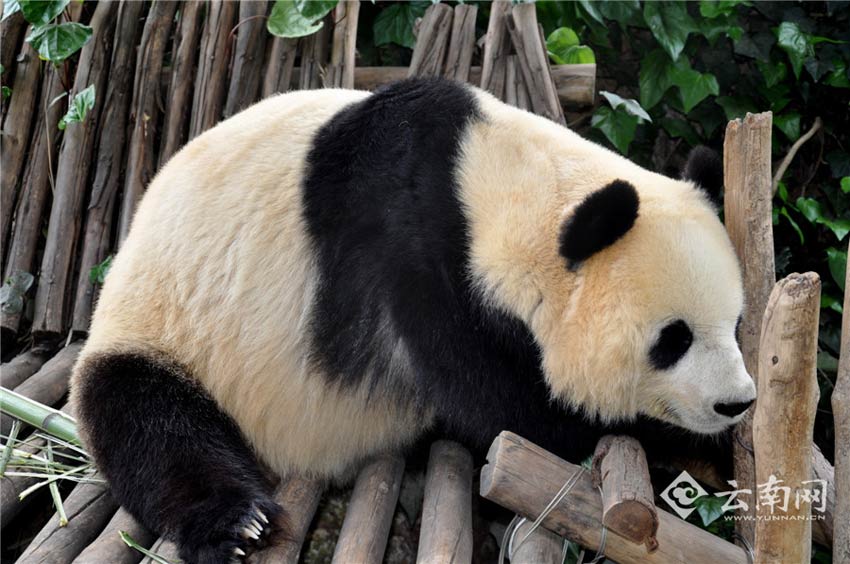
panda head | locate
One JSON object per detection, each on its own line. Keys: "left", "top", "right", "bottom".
{"left": 539, "top": 147, "right": 756, "bottom": 435}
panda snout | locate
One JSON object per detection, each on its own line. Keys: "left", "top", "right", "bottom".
{"left": 713, "top": 399, "right": 755, "bottom": 418}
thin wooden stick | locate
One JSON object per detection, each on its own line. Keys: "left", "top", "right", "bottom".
{"left": 262, "top": 37, "right": 298, "bottom": 98}
{"left": 72, "top": 508, "right": 157, "bottom": 564}
{"left": 224, "top": 0, "right": 269, "bottom": 117}
{"left": 481, "top": 431, "right": 748, "bottom": 564}
{"left": 442, "top": 5, "right": 478, "bottom": 82}
{"left": 408, "top": 4, "right": 453, "bottom": 78}
{"left": 299, "top": 15, "right": 331, "bottom": 90}
{"left": 834, "top": 239, "right": 850, "bottom": 564}
{"left": 253, "top": 476, "right": 324, "bottom": 563}
{"left": 753, "top": 273, "right": 821, "bottom": 563}
{"left": 722, "top": 111, "right": 775, "bottom": 547}
{"left": 326, "top": 1, "right": 359, "bottom": 88}
{"left": 417, "top": 441, "right": 473, "bottom": 564}
{"left": 331, "top": 455, "right": 404, "bottom": 564}
{"left": 772, "top": 117, "right": 822, "bottom": 195}
{"left": 479, "top": 0, "right": 512, "bottom": 100}
{"left": 71, "top": 0, "right": 147, "bottom": 336}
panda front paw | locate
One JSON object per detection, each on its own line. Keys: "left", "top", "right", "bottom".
{"left": 179, "top": 499, "right": 281, "bottom": 564}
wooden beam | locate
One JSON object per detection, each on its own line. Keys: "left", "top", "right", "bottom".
{"left": 224, "top": 0, "right": 269, "bottom": 117}
{"left": 408, "top": 3, "right": 453, "bottom": 78}
{"left": 299, "top": 15, "right": 331, "bottom": 90}
{"left": 326, "top": 1, "right": 359, "bottom": 88}
{"left": 262, "top": 37, "right": 298, "bottom": 97}
{"left": 480, "top": 431, "right": 748, "bottom": 564}
{"left": 479, "top": 0, "right": 512, "bottom": 100}
{"left": 0, "top": 348, "right": 56, "bottom": 390}
{"left": 141, "top": 538, "right": 180, "bottom": 564}
{"left": 417, "top": 441, "right": 473, "bottom": 564}
{"left": 71, "top": 508, "right": 157, "bottom": 564}
{"left": 833, "top": 239, "right": 850, "bottom": 564}
{"left": 753, "top": 273, "right": 821, "bottom": 563}
{"left": 443, "top": 5, "right": 477, "bottom": 82}
{"left": 254, "top": 476, "right": 323, "bottom": 563}
{"left": 511, "top": 520, "right": 564, "bottom": 563}
{"left": 722, "top": 111, "right": 775, "bottom": 546}
{"left": 331, "top": 456, "right": 404, "bottom": 564}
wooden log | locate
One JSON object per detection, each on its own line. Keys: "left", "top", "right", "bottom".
{"left": 72, "top": 507, "right": 157, "bottom": 564}
{"left": 17, "top": 478, "right": 118, "bottom": 564}
{"left": 722, "top": 111, "right": 775, "bottom": 546}
{"left": 408, "top": 4, "right": 453, "bottom": 78}
{"left": 0, "top": 341, "right": 83, "bottom": 436}
{"left": 591, "top": 435, "right": 658, "bottom": 549}
{"left": 442, "top": 5, "right": 477, "bottom": 82}
{"left": 118, "top": 0, "right": 178, "bottom": 244}
{"left": 505, "top": 4, "right": 565, "bottom": 124}
{"left": 479, "top": 0, "right": 512, "bottom": 100}
{"left": 0, "top": 347, "right": 56, "bottom": 389}
{"left": 253, "top": 476, "right": 323, "bottom": 563}
{"left": 325, "top": 1, "right": 359, "bottom": 88}
{"left": 0, "top": 65, "right": 63, "bottom": 339}
{"left": 262, "top": 37, "right": 298, "bottom": 97}
{"left": 753, "top": 273, "right": 820, "bottom": 563}
{"left": 831, "top": 244, "right": 850, "bottom": 552}
{"left": 331, "top": 455, "right": 404, "bottom": 564}
{"left": 813, "top": 444, "right": 835, "bottom": 547}
{"left": 31, "top": 1, "right": 118, "bottom": 340}
{"left": 71, "top": 0, "right": 147, "bottom": 335}
{"left": 0, "top": 33, "right": 40, "bottom": 266}
{"left": 141, "top": 538, "right": 181, "bottom": 564}
{"left": 417, "top": 441, "right": 473, "bottom": 564}
{"left": 481, "top": 431, "right": 748, "bottom": 564}
{"left": 190, "top": 0, "right": 237, "bottom": 139}
{"left": 299, "top": 15, "right": 331, "bottom": 90}
{"left": 160, "top": 0, "right": 202, "bottom": 163}
{"left": 511, "top": 520, "right": 564, "bottom": 563}
{"left": 0, "top": 11, "right": 26, "bottom": 98}
{"left": 224, "top": 0, "right": 268, "bottom": 117}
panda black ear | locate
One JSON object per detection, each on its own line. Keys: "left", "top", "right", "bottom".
{"left": 683, "top": 146, "right": 723, "bottom": 203}
{"left": 559, "top": 180, "right": 639, "bottom": 270}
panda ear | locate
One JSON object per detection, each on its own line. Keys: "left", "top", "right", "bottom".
{"left": 558, "top": 180, "right": 639, "bottom": 270}
{"left": 682, "top": 146, "right": 723, "bottom": 203}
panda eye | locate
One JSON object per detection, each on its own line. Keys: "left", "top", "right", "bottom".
{"left": 649, "top": 319, "right": 693, "bottom": 370}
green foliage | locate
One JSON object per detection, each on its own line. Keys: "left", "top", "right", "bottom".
{"left": 19, "top": 0, "right": 68, "bottom": 25}
{"left": 643, "top": 1, "right": 695, "bottom": 61}
{"left": 0, "top": 272, "right": 34, "bottom": 315}
{"left": 13, "top": 0, "right": 92, "bottom": 63}
{"left": 267, "top": 0, "right": 338, "bottom": 39}
{"left": 89, "top": 255, "right": 113, "bottom": 286}
{"left": 546, "top": 27, "right": 595, "bottom": 64}
{"left": 58, "top": 83, "right": 95, "bottom": 130}
{"left": 693, "top": 495, "right": 727, "bottom": 527}
{"left": 372, "top": 2, "right": 429, "bottom": 49}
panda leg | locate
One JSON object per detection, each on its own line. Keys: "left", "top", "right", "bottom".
{"left": 73, "top": 351, "right": 284, "bottom": 564}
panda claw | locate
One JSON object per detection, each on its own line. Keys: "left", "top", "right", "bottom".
{"left": 234, "top": 547, "right": 246, "bottom": 557}
{"left": 250, "top": 518, "right": 263, "bottom": 534}
{"left": 242, "top": 527, "right": 260, "bottom": 540}
{"left": 257, "top": 509, "right": 269, "bottom": 524}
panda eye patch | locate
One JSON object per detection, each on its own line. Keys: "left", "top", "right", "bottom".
{"left": 650, "top": 319, "right": 693, "bottom": 370}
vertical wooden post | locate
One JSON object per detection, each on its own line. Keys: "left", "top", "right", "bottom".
{"left": 443, "top": 5, "right": 478, "bottom": 82}
{"left": 262, "top": 37, "right": 298, "bottom": 97}
{"left": 326, "top": 1, "right": 360, "bottom": 89}
{"left": 224, "top": 0, "right": 269, "bottom": 117}
{"left": 407, "top": 4, "right": 454, "bottom": 78}
{"left": 417, "top": 441, "right": 473, "bottom": 564}
{"left": 753, "top": 273, "right": 821, "bottom": 563}
{"left": 833, "top": 240, "right": 850, "bottom": 564}
{"left": 479, "top": 1, "right": 512, "bottom": 100}
{"left": 722, "top": 111, "right": 775, "bottom": 546}
{"left": 299, "top": 16, "right": 331, "bottom": 90}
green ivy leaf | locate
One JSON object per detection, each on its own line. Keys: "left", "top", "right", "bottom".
{"left": 597, "top": 0, "right": 640, "bottom": 26}
{"left": 546, "top": 27, "right": 580, "bottom": 64}
{"left": 2, "top": 0, "right": 21, "bottom": 22}
{"left": 670, "top": 60, "right": 720, "bottom": 113}
{"left": 268, "top": 0, "right": 333, "bottom": 38}
{"left": 694, "top": 495, "right": 728, "bottom": 526}
{"left": 659, "top": 117, "right": 702, "bottom": 146}
{"left": 824, "top": 59, "right": 850, "bottom": 88}
{"left": 699, "top": 0, "right": 746, "bottom": 19}
{"left": 1, "top": 85, "right": 10, "bottom": 99}
{"left": 26, "top": 22, "right": 92, "bottom": 63}
{"left": 639, "top": 49, "right": 674, "bottom": 110}
{"left": 826, "top": 247, "right": 847, "bottom": 291}
{"left": 734, "top": 30, "right": 775, "bottom": 62}
{"left": 373, "top": 2, "right": 429, "bottom": 49}
{"left": 774, "top": 112, "right": 801, "bottom": 141}
{"left": 562, "top": 45, "right": 595, "bottom": 64}
{"left": 577, "top": 0, "right": 605, "bottom": 25}
{"left": 89, "top": 255, "right": 113, "bottom": 285}
{"left": 776, "top": 21, "right": 814, "bottom": 79}
{"left": 19, "top": 0, "right": 69, "bottom": 25}
{"left": 599, "top": 90, "right": 651, "bottom": 122}
{"left": 58, "top": 84, "right": 95, "bottom": 130}
{"left": 716, "top": 95, "right": 758, "bottom": 121}
{"left": 591, "top": 105, "right": 638, "bottom": 155}
{"left": 841, "top": 177, "right": 850, "bottom": 194}
{"left": 294, "top": 0, "right": 337, "bottom": 21}
{"left": 797, "top": 197, "right": 850, "bottom": 240}
{"left": 779, "top": 207, "right": 804, "bottom": 244}
{"left": 757, "top": 60, "right": 787, "bottom": 88}
{"left": 643, "top": 1, "right": 695, "bottom": 61}
{"left": 0, "top": 271, "right": 34, "bottom": 315}
{"left": 821, "top": 294, "right": 843, "bottom": 314}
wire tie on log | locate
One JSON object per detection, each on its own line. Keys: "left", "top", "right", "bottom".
{"left": 731, "top": 531, "right": 755, "bottom": 564}
{"left": 575, "top": 486, "right": 608, "bottom": 564}
{"left": 498, "top": 466, "right": 584, "bottom": 562}
{"left": 734, "top": 427, "right": 754, "bottom": 454}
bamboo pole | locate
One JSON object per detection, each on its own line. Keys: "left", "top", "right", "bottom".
{"left": 160, "top": 0, "right": 202, "bottom": 163}
{"left": 722, "top": 111, "right": 775, "bottom": 546}
{"left": 326, "top": 1, "right": 359, "bottom": 88}
{"left": 479, "top": 0, "right": 512, "bottom": 100}
{"left": 480, "top": 431, "right": 748, "bottom": 564}
{"left": 254, "top": 476, "right": 324, "bottom": 563}
{"left": 72, "top": 508, "right": 156, "bottom": 564}
{"left": 331, "top": 455, "right": 404, "bottom": 564}
{"left": 189, "top": 0, "right": 237, "bottom": 139}
{"left": 117, "top": 0, "right": 178, "bottom": 244}
{"left": 224, "top": 0, "right": 269, "bottom": 117}
{"left": 408, "top": 4, "right": 453, "bottom": 78}
{"left": 753, "top": 273, "right": 820, "bottom": 563}
{"left": 834, "top": 240, "right": 850, "bottom": 564}
{"left": 511, "top": 521, "right": 564, "bottom": 563}
{"left": 591, "top": 435, "right": 658, "bottom": 549}
{"left": 417, "top": 441, "right": 473, "bottom": 564}
{"left": 442, "top": 5, "right": 478, "bottom": 82}
{"left": 71, "top": 0, "right": 147, "bottom": 336}
{"left": 262, "top": 37, "right": 298, "bottom": 97}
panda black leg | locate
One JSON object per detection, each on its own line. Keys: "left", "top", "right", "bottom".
{"left": 73, "top": 352, "right": 283, "bottom": 564}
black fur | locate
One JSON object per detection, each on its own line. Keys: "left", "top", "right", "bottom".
{"left": 683, "top": 146, "right": 723, "bottom": 203}
{"left": 649, "top": 319, "right": 694, "bottom": 370}
{"left": 558, "top": 180, "right": 640, "bottom": 269}
{"left": 302, "top": 77, "right": 728, "bottom": 468}
{"left": 75, "top": 353, "right": 281, "bottom": 564}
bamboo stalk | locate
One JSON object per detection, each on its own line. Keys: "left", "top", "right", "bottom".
{"left": 833, "top": 240, "right": 850, "bottom": 564}
{"left": 224, "top": 0, "right": 269, "bottom": 117}
{"left": 408, "top": 4, "right": 453, "bottom": 78}
{"left": 0, "top": 387, "right": 79, "bottom": 444}
{"left": 753, "top": 273, "right": 820, "bottom": 563}
{"left": 72, "top": 508, "right": 157, "bottom": 564}
{"left": 325, "top": 1, "right": 359, "bottom": 88}
{"left": 254, "top": 476, "right": 324, "bottom": 563}
{"left": 160, "top": 0, "right": 202, "bottom": 163}
{"left": 331, "top": 456, "right": 404, "bottom": 564}
{"left": 480, "top": 431, "right": 748, "bottom": 564}
{"left": 117, "top": 0, "right": 178, "bottom": 244}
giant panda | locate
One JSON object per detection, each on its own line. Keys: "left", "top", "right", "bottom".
{"left": 70, "top": 78, "right": 756, "bottom": 563}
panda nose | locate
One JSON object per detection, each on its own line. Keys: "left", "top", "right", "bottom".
{"left": 714, "top": 399, "right": 755, "bottom": 418}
